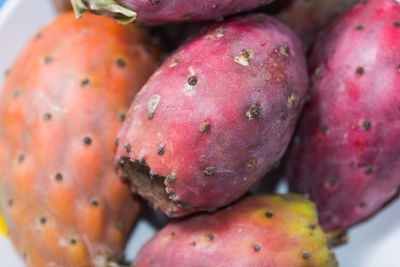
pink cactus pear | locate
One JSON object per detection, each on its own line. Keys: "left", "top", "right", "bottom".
{"left": 71, "top": 0, "right": 276, "bottom": 25}
{"left": 135, "top": 194, "right": 337, "bottom": 267}
{"left": 115, "top": 14, "right": 308, "bottom": 217}
{"left": 288, "top": 0, "right": 400, "bottom": 231}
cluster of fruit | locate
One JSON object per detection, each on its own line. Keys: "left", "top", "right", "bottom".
{"left": 0, "top": 0, "right": 398, "bottom": 266}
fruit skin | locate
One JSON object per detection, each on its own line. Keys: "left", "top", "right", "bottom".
{"left": 71, "top": 0, "right": 276, "bottom": 25}
{"left": 135, "top": 194, "right": 337, "bottom": 267}
{"left": 288, "top": 0, "right": 400, "bottom": 231}
{"left": 115, "top": 14, "right": 308, "bottom": 217}
{"left": 266, "top": 0, "right": 354, "bottom": 50}
{"left": 0, "top": 12, "right": 159, "bottom": 267}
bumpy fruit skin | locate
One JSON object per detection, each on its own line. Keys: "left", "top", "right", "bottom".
{"left": 53, "top": 0, "right": 72, "bottom": 12}
{"left": 72, "top": 0, "right": 276, "bottom": 25}
{"left": 115, "top": 14, "right": 308, "bottom": 217}
{"left": 269, "top": 0, "right": 354, "bottom": 50}
{"left": 288, "top": 0, "right": 400, "bottom": 231}
{"left": 0, "top": 12, "right": 159, "bottom": 267}
{"left": 135, "top": 194, "right": 337, "bottom": 267}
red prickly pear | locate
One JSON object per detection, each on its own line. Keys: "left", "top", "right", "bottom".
{"left": 71, "top": 0, "right": 276, "bottom": 25}
{"left": 0, "top": 13, "right": 159, "bottom": 267}
{"left": 115, "top": 14, "right": 308, "bottom": 217}
{"left": 135, "top": 194, "right": 337, "bottom": 267}
{"left": 288, "top": 0, "right": 400, "bottom": 230}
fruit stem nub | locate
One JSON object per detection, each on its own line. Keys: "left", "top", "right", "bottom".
{"left": 71, "top": 0, "right": 137, "bottom": 24}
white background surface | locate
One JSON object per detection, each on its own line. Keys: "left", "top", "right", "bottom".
{"left": 1, "top": 0, "right": 400, "bottom": 266}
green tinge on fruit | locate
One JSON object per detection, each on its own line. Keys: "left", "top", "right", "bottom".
{"left": 71, "top": 0, "right": 136, "bottom": 23}
{"left": 134, "top": 194, "right": 337, "bottom": 266}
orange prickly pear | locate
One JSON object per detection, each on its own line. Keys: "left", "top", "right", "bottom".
{"left": 0, "top": 12, "right": 159, "bottom": 267}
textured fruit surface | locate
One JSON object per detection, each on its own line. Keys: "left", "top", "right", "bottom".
{"left": 116, "top": 14, "right": 308, "bottom": 217}
{"left": 135, "top": 194, "right": 337, "bottom": 267}
{"left": 53, "top": 0, "right": 72, "bottom": 12}
{"left": 0, "top": 12, "right": 159, "bottom": 267}
{"left": 72, "top": 0, "right": 276, "bottom": 25}
{"left": 268, "top": 0, "right": 354, "bottom": 49}
{"left": 288, "top": 0, "right": 400, "bottom": 230}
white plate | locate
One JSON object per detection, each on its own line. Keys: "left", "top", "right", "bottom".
{"left": 1, "top": 1, "right": 400, "bottom": 266}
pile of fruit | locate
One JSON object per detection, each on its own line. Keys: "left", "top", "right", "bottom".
{"left": 0, "top": 0, "right": 399, "bottom": 266}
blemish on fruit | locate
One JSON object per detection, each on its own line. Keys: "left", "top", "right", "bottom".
{"left": 80, "top": 78, "right": 90, "bottom": 86}
{"left": 83, "top": 136, "right": 92, "bottom": 145}
{"left": 287, "top": 93, "right": 297, "bottom": 109}
{"left": 157, "top": 145, "right": 164, "bottom": 155}
{"left": 118, "top": 112, "right": 126, "bottom": 122}
{"left": 364, "top": 167, "right": 373, "bottom": 175}
{"left": 39, "top": 217, "right": 47, "bottom": 224}
{"left": 116, "top": 58, "right": 126, "bottom": 68}
{"left": 147, "top": 95, "right": 161, "bottom": 119}
{"left": 125, "top": 144, "right": 131, "bottom": 153}
{"left": 234, "top": 49, "right": 254, "bottom": 66}
{"left": 90, "top": 199, "right": 99, "bottom": 207}
{"left": 203, "top": 167, "right": 215, "bottom": 176}
{"left": 43, "top": 113, "right": 52, "bottom": 121}
{"left": 279, "top": 44, "right": 290, "bottom": 57}
{"left": 246, "top": 104, "right": 260, "bottom": 120}
{"left": 169, "top": 57, "right": 180, "bottom": 68}
{"left": 17, "top": 154, "right": 25, "bottom": 163}
{"left": 43, "top": 56, "right": 53, "bottom": 64}
{"left": 247, "top": 159, "right": 257, "bottom": 169}
{"left": 166, "top": 175, "right": 175, "bottom": 184}
{"left": 265, "top": 211, "right": 273, "bottom": 218}
{"left": 216, "top": 27, "right": 226, "bottom": 38}
{"left": 356, "top": 67, "right": 365, "bottom": 75}
{"left": 200, "top": 122, "right": 210, "bottom": 133}
{"left": 55, "top": 173, "right": 63, "bottom": 181}
{"left": 362, "top": 120, "right": 371, "bottom": 131}
{"left": 252, "top": 243, "right": 261, "bottom": 252}
{"left": 302, "top": 251, "right": 309, "bottom": 259}
{"left": 320, "top": 124, "right": 329, "bottom": 133}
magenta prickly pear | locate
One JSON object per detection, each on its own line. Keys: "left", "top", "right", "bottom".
{"left": 115, "top": 14, "right": 308, "bottom": 217}
{"left": 71, "top": 0, "right": 276, "bottom": 25}
{"left": 288, "top": 0, "right": 400, "bottom": 230}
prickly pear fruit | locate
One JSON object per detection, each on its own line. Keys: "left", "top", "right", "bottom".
{"left": 115, "top": 14, "right": 308, "bottom": 218}
{"left": 288, "top": 0, "right": 400, "bottom": 231}
{"left": 0, "top": 12, "right": 159, "bottom": 267}
{"left": 135, "top": 194, "right": 337, "bottom": 267}
{"left": 266, "top": 0, "right": 354, "bottom": 50}
{"left": 71, "top": 0, "right": 276, "bottom": 25}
